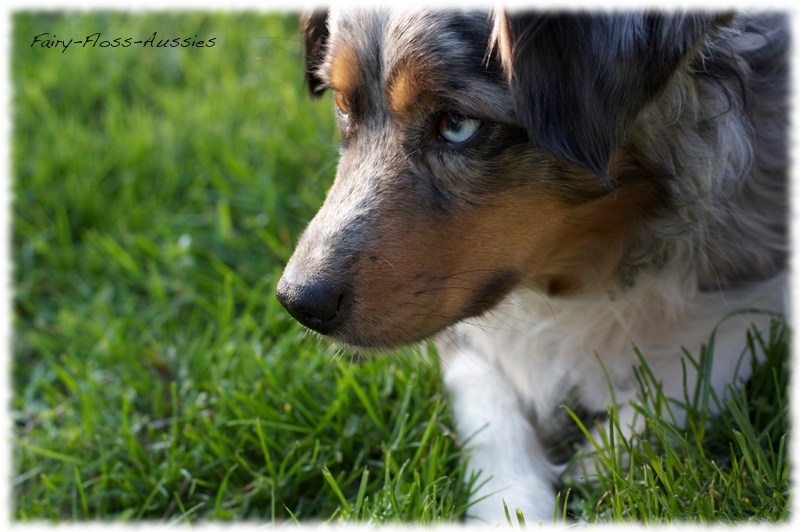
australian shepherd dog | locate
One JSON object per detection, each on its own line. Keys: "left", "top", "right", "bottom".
{"left": 276, "top": 9, "right": 788, "bottom": 524}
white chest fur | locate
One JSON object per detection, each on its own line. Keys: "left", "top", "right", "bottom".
{"left": 436, "top": 271, "right": 786, "bottom": 524}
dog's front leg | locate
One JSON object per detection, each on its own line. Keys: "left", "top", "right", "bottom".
{"left": 440, "top": 344, "right": 560, "bottom": 526}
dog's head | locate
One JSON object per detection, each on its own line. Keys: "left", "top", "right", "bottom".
{"left": 276, "top": 9, "right": 724, "bottom": 349}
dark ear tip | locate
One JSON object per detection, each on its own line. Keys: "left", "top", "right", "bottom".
{"left": 302, "top": 9, "right": 330, "bottom": 98}
{"left": 539, "top": 133, "right": 615, "bottom": 185}
{"left": 595, "top": 168, "right": 616, "bottom": 191}
{"left": 570, "top": 153, "right": 616, "bottom": 189}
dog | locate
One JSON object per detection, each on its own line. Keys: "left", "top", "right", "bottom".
{"left": 276, "top": 8, "right": 788, "bottom": 525}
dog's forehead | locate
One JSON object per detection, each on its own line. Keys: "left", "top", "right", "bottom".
{"left": 324, "top": 9, "right": 493, "bottom": 87}
{"left": 383, "top": 10, "right": 493, "bottom": 73}
{"left": 324, "top": 9, "right": 385, "bottom": 84}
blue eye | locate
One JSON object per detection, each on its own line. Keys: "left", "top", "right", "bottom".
{"left": 438, "top": 113, "right": 481, "bottom": 144}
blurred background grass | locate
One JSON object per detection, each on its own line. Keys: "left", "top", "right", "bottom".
{"left": 12, "top": 11, "right": 471, "bottom": 522}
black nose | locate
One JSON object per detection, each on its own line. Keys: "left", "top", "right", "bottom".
{"left": 275, "top": 276, "right": 347, "bottom": 335}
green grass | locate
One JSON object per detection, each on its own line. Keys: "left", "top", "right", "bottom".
{"left": 13, "top": 11, "right": 471, "bottom": 523}
{"left": 12, "top": 11, "right": 790, "bottom": 525}
{"left": 565, "top": 317, "right": 791, "bottom": 524}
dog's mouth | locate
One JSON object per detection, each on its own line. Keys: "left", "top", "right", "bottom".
{"left": 276, "top": 263, "right": 521, "bottom": 349}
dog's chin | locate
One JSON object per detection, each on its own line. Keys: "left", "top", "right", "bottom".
{"left": 324, "top": 322, "right": 444, "bottom": 352}
{"left": 321, "top": 282, "right": 520, "bottom": 352}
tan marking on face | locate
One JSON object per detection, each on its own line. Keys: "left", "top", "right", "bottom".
{"left": 331, "top": 188, "right": 566, "bottom": 346}
{"left": 329, "top": 43, "right": 362, "bottom": 103}
{"left": 527, "top": 175, "right": 664, "bottom": 297}
{"left": 387, "top": 63, "right": 436, "bottom": 115}
{"left": 324, "top": 156, "right": 664, "bottom": 348}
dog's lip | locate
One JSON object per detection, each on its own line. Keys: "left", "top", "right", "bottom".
{"left": 325, "top": 305, "right": 464, "bottom": 350}
{"left": 328, "top": 328, "right": 430, "bottom": 350}
{"left": 278, "top": 266, "right": 523, "bottom": 349}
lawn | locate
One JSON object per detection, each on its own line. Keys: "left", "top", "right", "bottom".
{"left": 11, "top": 11, "right": 791, "bottom": 525}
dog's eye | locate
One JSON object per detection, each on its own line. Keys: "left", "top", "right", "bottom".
{"left": 334, "top": 91, "right": 350, "bottom": 116}
{"left": 438, "top": 113, "right": 480, "bottom": 144}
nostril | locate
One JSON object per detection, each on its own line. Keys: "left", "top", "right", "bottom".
{"left": 276, "top": 277, "right": 348, "bottom": 335}
{"left": 300, "top": 292, "right": 342, "bottom": 323}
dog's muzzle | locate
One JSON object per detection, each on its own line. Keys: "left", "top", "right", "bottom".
{"left": 275, "top": 275, "right": 348, "bottom": 335}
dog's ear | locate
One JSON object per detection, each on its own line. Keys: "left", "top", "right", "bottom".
{"left": 494, "top": 12, "right": 727, "bottom": 182}
{"left": 301, "top": 9, "right": 330, "bottom": 98}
